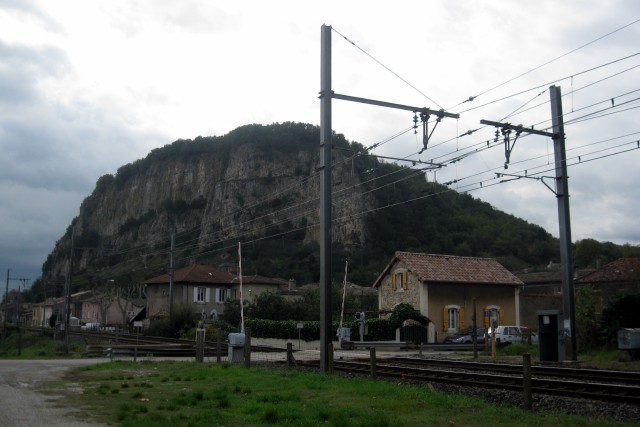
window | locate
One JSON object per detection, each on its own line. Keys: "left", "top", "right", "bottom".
{"left": 391, "top": 271, "right": 408, "bottom": 291}
{"left": 442, "top": 305, "right": 464, "bottom": 332}
{"left": 448, "top": 307, "right": 459, "bottom": 330}
{"left": 483, "top": 306, "right": 503, "bottom": 329}
{"left": 193, "top": 287, "right": 210, "bottom": 303}
{"left": 215, "top": 288, "right": 228, "bottom": 303}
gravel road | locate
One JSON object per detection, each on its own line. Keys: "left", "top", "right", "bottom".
{"left": 0, "top": 359, "right": 109, "bottom": 427}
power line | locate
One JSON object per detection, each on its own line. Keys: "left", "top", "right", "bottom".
{"left": 331, "top": 26, "right": 444, "bottom": 110}
{"left": 451, "top": 18, "right": 640, "bottom": 108}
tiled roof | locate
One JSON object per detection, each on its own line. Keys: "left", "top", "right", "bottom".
{"left": 374, "top": 252, "right": 523, "bottom": 287}
{"left": 516, "top": 269, "right": 595, "bottom": 285}
{"left": 145, "top": 264, "right": 235, "bottom": 285}
{"left": 576, "top": 258, "right": 640, "bottom": 284}
{"left": 231, "top": 275, "right": 288, "bottom": 286}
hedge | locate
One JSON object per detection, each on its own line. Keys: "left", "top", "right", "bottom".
{"left": 244, "top": 318, "right": 397, "bottom": 342}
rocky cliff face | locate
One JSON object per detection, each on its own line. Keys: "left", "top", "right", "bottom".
{"left": 43, "top": 124, "right": 373, "bottom": 281}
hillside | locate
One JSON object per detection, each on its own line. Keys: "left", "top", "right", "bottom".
{"left": 33, "top": 122, "right": 558, "bottom": 298}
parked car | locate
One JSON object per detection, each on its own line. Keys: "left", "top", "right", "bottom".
{"left": 81, "top": 322, "right": 100, "bottom": 330}
{"left": 488, "top": 325, "right": 539, "bottom": 345}
{"left": 452, "top": 328, "right": 487, "bottom": 344}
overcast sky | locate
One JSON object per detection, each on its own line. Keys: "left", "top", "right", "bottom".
{"left": 1, "top": 1, "right": 639, "bottom": 291}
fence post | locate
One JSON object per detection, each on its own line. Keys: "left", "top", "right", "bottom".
{"left": 370, "top": 347, "right": 377, "bottom": 379}
{"left": 523, "top": 353, "right": 532, "bottom": 410}
{"left": 287, "top": 342, "right": 297, "bottom": 367}
{"left": 195, "top": 326, "right": 205, "bottom": 363}
{"left": 134, "top": 346, "right": 137, "bottom": 363}
{"left": 328, "top": 343, "right": 334, "bottom": 374}
{"left": 216, "top": 330, "right": 222, "bottom": 363}
{"left": 244, "top": 327, "right": 251, "bottom": 368}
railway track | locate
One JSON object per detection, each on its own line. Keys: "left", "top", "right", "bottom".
{"left": 379, "top": 356, "right": 640, "bottom": 386}
{"left": 298, "top": 358, "right": 640, "bottom": 405}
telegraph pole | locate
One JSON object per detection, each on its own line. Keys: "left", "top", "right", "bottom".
{"left": 319, "top": 24, "right": 333, "bottom": 372}
{"left": 3, "top": 270, "right": 8, "bottom": 336}
{"left": 480, "top": 85, "right": 576, "bottom": 361}
{"left": 168, "top": 232, "right": 175, "bottom": 322}
{"left": 319, "top": 24, "right": 458, "bottom": 372}
{"left": 65, "top": 227, "right": 75, "bottom": 354}
{"left": 549, "top": 85, "right": 577, "bottom": 361}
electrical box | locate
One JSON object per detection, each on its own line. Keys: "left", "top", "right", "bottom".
{"left": 618, "top": 328, "right": 640, "bottom": 350}
{"left": 228, "top": 332, "right": 245, "bottom": 363}
{"left": 537, "top": 310, "right": 564, "bottom": 362}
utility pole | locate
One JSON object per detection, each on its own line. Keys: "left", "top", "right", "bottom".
{"left": 168, "top": 232, "right": 175, "bottom": 322}
{"left": 3, "top": 269, "right": 8, "bottom": 337}
{"left": 549, "top": 85, "right": 577, "bottom": 362}
{"left": 64, "top": 227, "right": 75, "bottom": 354}
{"left": 319, "top": 24, "right": 333, "bottom": 373}
{"left": 2, "top": 271, "right": 29, "bottom": 340}
{"left": 480, "top": 85, "right": 577, "bottom": 361}
{"left": 319, "top": 24, "right": 458, "bottom": 372}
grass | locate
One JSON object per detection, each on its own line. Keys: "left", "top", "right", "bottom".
{"left": 44, "top": 360, "right": 638, "bottom": 427}
{"left": 0, "top": 330, "right": 87, "bottom": 359}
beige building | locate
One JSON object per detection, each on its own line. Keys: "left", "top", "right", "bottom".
{"left": 373, "top": 252, "right": 524, "bottom": 342}
{"left": 145, "top": 264, "right": 288, "bottom": 321}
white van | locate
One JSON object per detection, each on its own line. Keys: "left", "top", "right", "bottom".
{"left": 488, "top": 325, "right": 538, "bottom": 345}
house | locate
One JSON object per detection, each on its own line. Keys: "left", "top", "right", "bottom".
{"left": 231, "top": 275, "right": 290, "bottom": 303}
{"left": 575, "top": 257, "right": 640, "bottom": 311}
{"left": 30, "top": 298, "right": 57, "bottom": 327}
{"left": 373, "top": 252, "right": 524, "bottom": 342}
{"left": 516, "top": 266, "right": 597, "bottom": 328}
{"left": 144, "top": 264, "right": 287, "bottom": 321}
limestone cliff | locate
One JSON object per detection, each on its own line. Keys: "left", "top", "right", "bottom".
{"left": 43, "top": 123, "right": 374, "bottom": 284}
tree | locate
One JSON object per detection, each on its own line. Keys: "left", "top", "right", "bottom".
{"left": 221, "top": 299, "right": 242, "bottom": 329}
{"left": 600, "top": 294, "right": 640, "bottom": 347}
{"left": 113, "top": 281, "right": 146, "bottom": 329}
{"left": 389, "top": 303, "right": 430, "bottom": 328}
{"left": 575, "top": 285, "right": 600, "bottom": 350}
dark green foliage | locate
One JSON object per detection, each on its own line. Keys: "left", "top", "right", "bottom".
{"left": 144, "top": 305, "right": 198, "bottom": 338}
{"left": 388, "top": 303, "right": 430, "bottom": 328}
{"left": 244, "top": 318, "right": 396, "bottom": 341}
{"left": 575, "top": 286, "right": 601, "bottom": 350}
{"left": 600, "top": 294, "right": 640, "bottom": 347}
{"left": 573, "top": 238, "right": 640, "bottom": 269}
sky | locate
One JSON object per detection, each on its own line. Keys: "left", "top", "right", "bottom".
{"left": 1, "top": 0, "right": 639, "bottom": 291}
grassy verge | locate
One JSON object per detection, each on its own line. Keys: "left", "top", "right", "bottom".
{"left": 45, "top": 360, "right": 636, "bottom": 427}
{"left": 0, "top": 330, "right": 87, "bottom": 359}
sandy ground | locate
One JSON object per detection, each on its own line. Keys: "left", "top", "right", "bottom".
{"left": 0, "top": 359, "right": 109, "bottom": 427}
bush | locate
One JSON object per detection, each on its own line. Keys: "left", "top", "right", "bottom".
{"left": 243, "top": 318, "right": 398, "bottom": 341}
{"left": 145, "top": 305, "right": 198, "bottom": 338}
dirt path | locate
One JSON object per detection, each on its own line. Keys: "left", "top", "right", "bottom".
{"left": 0, "top": 359, "right": 109, "bottom": 427}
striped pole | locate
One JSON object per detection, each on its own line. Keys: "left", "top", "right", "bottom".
{"left": 238, "top": 242, "right": 245, "bottom": 334}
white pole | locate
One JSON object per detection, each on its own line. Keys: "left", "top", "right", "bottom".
{"left": 238, "top": 242, "right": 245, "bottom": 334}
{"left": 338, "top": 261, "right": 348, "bottom": 343}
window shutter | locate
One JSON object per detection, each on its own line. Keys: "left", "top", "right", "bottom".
{"left": 459, "top": 307, "right": 465, "bottom": 330}
{"left": 391, "top": 274, "right": 397, "bottom": 291}
{"left": 442, "top": 307, "right": 447, "bottom": 332}
{"left": 193, "top": 288, "right": 198, "bottom": 302}
{"left": 205, "top": 288, "right": 210, "bottom": 303}
{"left": 483, "top": 307, "right": 490, "bottom": 329}
{"left": 401, "top": 272, "right": 408, "bottom": 290}
{"left": 215, "top": 288, "right": 221, "bottom": 303}
{"left": 499, "top": 308, "right": 505, "bottom": 325}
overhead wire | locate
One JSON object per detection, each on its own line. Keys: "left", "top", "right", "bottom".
{"left": 449, "top": 18, "right": 640, "bottom": 109}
